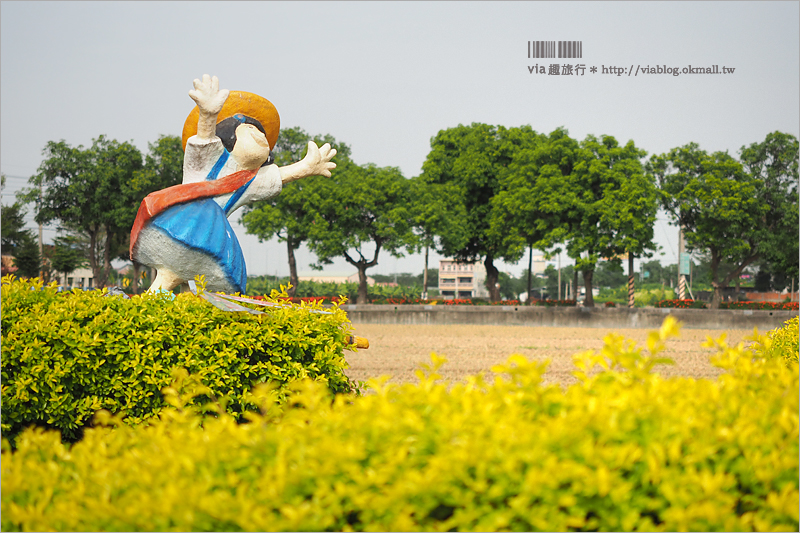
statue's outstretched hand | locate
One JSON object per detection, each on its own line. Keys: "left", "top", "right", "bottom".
{"left": 303, "top": 142, "right": 337, "bottom": 177}
{"left": 189, "top": 74, "right": 229, "bottom": 116}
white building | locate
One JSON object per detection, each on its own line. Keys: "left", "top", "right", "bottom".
{"left": 61, "top": 267, "right": 95, "bottom": 289}
{"left": 438, "top": 259, "right": 488, "bottom": 299}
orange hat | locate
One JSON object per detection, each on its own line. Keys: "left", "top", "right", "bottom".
{"left": 181, "top": 91, "right": 280, "bottom": 151}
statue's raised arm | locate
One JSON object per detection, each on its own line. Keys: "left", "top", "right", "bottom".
{"left": 188, "top": 74, "right": 230, "bottom": 140}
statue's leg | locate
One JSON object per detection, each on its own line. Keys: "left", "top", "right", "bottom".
{"left": 149, "top": 268, "right": 184, "bottom": 292}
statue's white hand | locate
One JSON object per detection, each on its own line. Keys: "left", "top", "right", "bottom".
{"left": 303, "top": 142, "right": 337, "bottom": 178}
{"left": 189, "top": 74, "right": 229, "bottom": 115}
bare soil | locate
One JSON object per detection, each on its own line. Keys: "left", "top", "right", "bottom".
{"left": 343, "top": 324, "right": 755, "bottom": 389}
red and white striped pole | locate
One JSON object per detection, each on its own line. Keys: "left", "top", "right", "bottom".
{"left": 628, "top": 252, "right": 635, "bottom": 308}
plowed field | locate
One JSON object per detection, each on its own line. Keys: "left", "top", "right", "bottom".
{"left": 343, "top": 324, "right": 756, "bottom": 389}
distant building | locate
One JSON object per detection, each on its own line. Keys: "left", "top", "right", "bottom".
{"left": 438, "top": 259, "right": 488, "bottom": 299}
{"left": 1, "top": 255, "right": 17, "bottom": 277}
{"left": 60, "top": 267, "right": 95, "bottom": 289}
{"left": 297, "top": 272, "right": 375, "bottom": 285}
{"left": 528, "top": 252, "right": 547, "bottom": 276}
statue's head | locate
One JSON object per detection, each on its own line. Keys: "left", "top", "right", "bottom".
{"left": 216, "top": 114, "right": 274, "bottom": 168}
{"left": 182, "top": 90, "right": 280, "bottom": 169}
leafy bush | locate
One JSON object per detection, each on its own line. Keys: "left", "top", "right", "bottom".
{"left": 247, "top": 279, "right": 425, "bottom": 302}
{"left": 1, "top": 275, "right": 359, "bottom": 446}
{"left": 634, "top": 287, "right": 676, "bottom": 307}
{"left": 752, "top": 316, "right": 799, "bottom": 367}
{"left": 3, "top": 317, "right": 796, "bottom": 531}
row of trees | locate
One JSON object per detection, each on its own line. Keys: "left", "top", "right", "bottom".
{"left": 243, "top": 126, "right": 797, "bottom": 308}
{"left": 11, "top": 124, "right": 798, "bottom": 308}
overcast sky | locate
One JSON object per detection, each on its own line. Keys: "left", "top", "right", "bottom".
{"left": 2, "top": 1, "right": 798, "bottom": 278}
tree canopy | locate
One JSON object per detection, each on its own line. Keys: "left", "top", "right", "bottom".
{"left": 491, "top": 129, "right": 658, "bottom": 306}
{"left": 25, "top": 136, "right": 143, "bottom": 288}
{"left": 304, "top": 161, "right": 417, "bottom": 304}
{"left": 648, "top": 133, "right": 798, "bottom": 307}
{"left": 420, "top": 123, "right": 541, "bottom": 301}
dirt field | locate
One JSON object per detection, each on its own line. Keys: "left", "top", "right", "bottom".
{"left": 343, "top": 323, "right": 757, "bottom": 390}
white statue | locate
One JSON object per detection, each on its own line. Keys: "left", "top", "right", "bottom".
{"left": 130, "top": 75, "right": 335, "bottom": 294}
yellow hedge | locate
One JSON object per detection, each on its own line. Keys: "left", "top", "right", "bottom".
{"left": 2, "top": 317, "right": 798, "bottom": 531}
{"left": 1, "top": 275, "right": 359, "bottom": 445}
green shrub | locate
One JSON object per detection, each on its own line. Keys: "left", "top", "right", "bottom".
{"left": 2, "top": 317, "right": 797, "bottom": 532}
{"left": 246, "top": 278, "right": 425, "bottom": 302}
{"left": 752, "top": 316, "right": 799, "bottom": 367}
{"left": 1, "top": 275, "right": 359, "bottom": 446}
{"left": 634, "top": 287, "right": 675, "bottom": 307}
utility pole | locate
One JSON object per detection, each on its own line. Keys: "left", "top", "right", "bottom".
{"left": 526, "top": 245, "right": 533, "bottom": 304}
{"left": 678, "top": 227, "right": 687, "bottom": 300}
{"left": 38, "top": 184, "right": 44, "bottom": 279}
{"left": 557, "top": 253, "right": 562, "bottom": 300}
{"left": 422, "top": 244, "right": 429, "bottom": 300}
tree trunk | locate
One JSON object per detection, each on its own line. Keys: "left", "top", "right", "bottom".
{"left": 484, "top": 256, "right": 500, "bottom": 302}
{"left": 98, "top": 230, "right": 113, "bottom": 289}
{"left": 357, "top": 265, "right": 369, "bottom": 304}
{"left": 710, "top": 251, "right": 722, "bottom": 309}
{"left": 343, "top": 245, "right": 380, "bottom": 305}
{"left": 88, "top": 229, "right": 100, "bottom": 289}
{"left": 287, "top": 237, "right": 298, "bottom": 297}
{"left": 573, "top": 268, "right": 579, "bottom": 303}
{"left": 131, "top": 262, "right": 140, "bottom": 293}
{"left": 710, "top": 252, "right": 759, "bottom": 308}
{"left": 583, "top": 268, "right": 595, "bottom": 308}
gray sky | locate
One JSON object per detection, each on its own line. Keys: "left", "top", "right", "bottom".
{"left": 2, "top": 1, "right": 798, "bottom": 278}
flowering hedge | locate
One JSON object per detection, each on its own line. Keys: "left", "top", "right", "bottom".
{"left": 720, "top": 301, "right": 799, "bottom": 311}
{"left": 655, "top": 299, "right": 708, "bottom": 309}
{"left": 656, "top": 299, "right": 799, "bottom": 311}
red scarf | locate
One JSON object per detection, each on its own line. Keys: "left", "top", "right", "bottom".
{"left": 130, "top": 168, "right": 258, "bottom": 258}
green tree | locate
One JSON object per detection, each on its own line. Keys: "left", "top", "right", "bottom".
{"left": 547, "top": 134, "right": 658, "bottom": 307}
{"left": 304, "top": 161, "right": 417, "bottom": 304}
{"left": 241, "top": 127, "right": 351, "bottom": 297}
{"left": 25, "top": 136, "right": 143, "bottom": 288}
{"left": 421, "top": 123, "right": 540, "bottom": 301}
{"left": 1, "top": 180, "right": 29, "bottom": 256}
{"left": 544, "top": 263, "right": 574, "bottom": 300}
{"left": 491, "top": 127, "right": 575, "bottom": 301}
{"left": 593, "top": 260, "right": 629, "bottom": 289}
{"left": 407, "top": 176, "right": 467, "bottom": 298}
{"left": 49, "top": 234, "right": 86, "bottom": 286}
{"left": 649, "top": 135, "right": 797, "bottom": 307}
{"left": 11, "top": 232, "right": 41, "bottom": 279}
{"left": 417, "top": 268, "right": 439, "bottom": 288}
{"left": 739, "top": 131, "right": 799, "bottom": 280}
